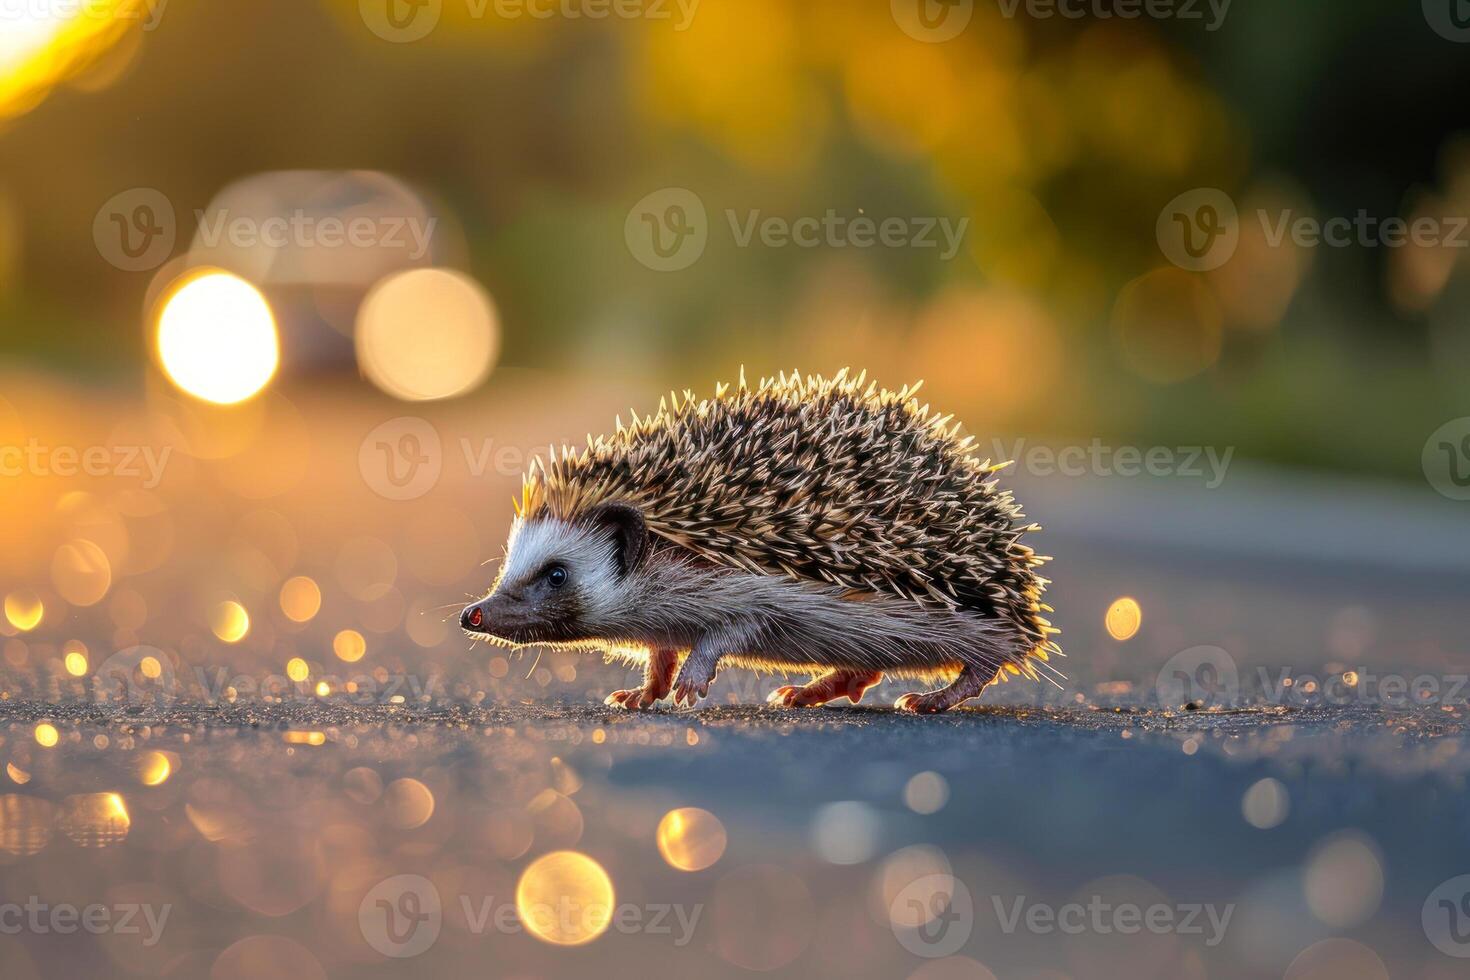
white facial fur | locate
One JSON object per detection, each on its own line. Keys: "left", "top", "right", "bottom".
{"left": 497, "top": 516, "right": 625, "bottom": 618}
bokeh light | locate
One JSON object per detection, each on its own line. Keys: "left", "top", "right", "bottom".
{"left": 63, "top": 647, "right": 89, "bottom": 677}
{"left": 279, "top": 576, "right": 322, "bottom": 623}
{"left": 810, "top": 801, "right": 881, "bottom": 865}
{"left": 1105, "top": 597, "right": 1142, "bottom": 641}
{"left": 51, "top": 539, "right": 111, "bottom": 606}
{"left": 138, "top": 750, "right": 172, "bottom": 786}
{"left": 155, "top": 270, "right": 280, "bottom": 405}
{"left": 58, "top": 792, "right": 130, "bottom": 847}
{"left": 0, "top": 794, "right": 53, "bottom": 855}
{"left": 657, "top": 807, "right": 727, "bottom": 871}
{"left": 903, "top": 772, "right": 950, "bottom": 814}
{"left": 1111, "top": 268, "right": 1223, "bottom": 384}
{"left": 332, "top": 629, "right": 366, "bottom": 663}
{"left": 4, "top": 591, "right": 43, "bottom": 632}
{"left": 1242, "top": 777, "right": 1290, "bottom": 829}
{"left": 1304, "top": 833, "right": 1383, "bottom": 928}
{"left": 33, "top": 722, "right": 58, "bottom": 747}
{"left": 0, "top": 1, "right": 137, "bottom": 119}
{"left": 383, "top": 777, "right": 435, "bottom": 829}
{"left": 516, "top": 850, "right": 615, "bottom": 946}
{"left": 356, "top": 268, "right": 499, "bottom": 401}
{"left": 210, "top": 600, "right": 251, "bottom": 643}
{"left": 286, "top": 657, "right": 310, "bottom": 683}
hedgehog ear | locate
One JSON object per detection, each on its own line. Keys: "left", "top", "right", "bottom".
{"left": 585, "top": 502, "right": 648, "bottom": 577}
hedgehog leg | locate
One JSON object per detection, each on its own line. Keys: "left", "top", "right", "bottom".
{"left": 605, "top": 647, "right": 679, "bottom": 710}
{"left": 671, "top": 634, "right": 738, "bottom": 708}
{"left": 768, "top": 669, "right": 884, "bottom": 708}
{"left": 895, "top": 663, "right": 992, "bottom": 714}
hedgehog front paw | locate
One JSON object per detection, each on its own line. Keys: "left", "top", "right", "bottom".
{"left": 605, "top": 687, "right": 663, "bottom": 710}
{"left": 767, "top": 685, "right": 808, "bottom": 707}
{"left": 769, "top": 670, "right": 883, "bottom": 708}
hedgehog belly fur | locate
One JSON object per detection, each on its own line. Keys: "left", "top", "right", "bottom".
{"left": 596, "top": 553, "right": 1037, "bottom": 684}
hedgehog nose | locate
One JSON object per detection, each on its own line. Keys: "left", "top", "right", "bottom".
{"left": 461, "top": 603, "right": 485, "bottom": 631}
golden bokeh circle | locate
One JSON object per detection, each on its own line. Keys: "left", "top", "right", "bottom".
{"left": 1104, "top": 596, "right": 1142, "bottom": 641}
{"left": 333, "top": 629, "right": 367, "bottom": 663}
{"left": 356, "top": 268, "right": 499, "bottom": 401}
{"left": 210, "top": 600, "right": 251, "bottom": 643}
{"left": 154, "top": 269, "right": 279, "bottom": 405}
{"left": 515, "top": 850, "right": 615, "bottom": 946}
{"left": 279, "top": 576, "right": 322, "bottom": 623}
{"left": 656, "top": 807, "right": 727, "bottom": 872}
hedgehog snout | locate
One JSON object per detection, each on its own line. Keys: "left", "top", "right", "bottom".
{"left": 462, "top": 590, "right": 533, "bottom": 639}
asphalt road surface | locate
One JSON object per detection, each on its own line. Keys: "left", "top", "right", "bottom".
{"left": 2, "top": 466, "right": 1468, "bottom": 980}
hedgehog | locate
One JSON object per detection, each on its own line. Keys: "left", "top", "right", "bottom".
{"left": 460, "top": 369, "right": 1061, "bottom": 713}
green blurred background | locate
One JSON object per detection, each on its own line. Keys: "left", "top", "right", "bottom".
{"left": 2, "top": 0, "right": 1468, "bottom": 479}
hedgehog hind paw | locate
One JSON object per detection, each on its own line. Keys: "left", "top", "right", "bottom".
{"left": 895, "top": 691, "right": 955, "bottom": 714}
{"left": 895, "top": 664, "right": 991, "bottom": 713}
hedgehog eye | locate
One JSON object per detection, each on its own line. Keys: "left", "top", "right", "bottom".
{"left": 545, "top": 564, "right": 569, "bottom": 589}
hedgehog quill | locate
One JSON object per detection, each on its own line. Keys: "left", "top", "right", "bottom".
{"left": 461, "top": 370, "right": 1062, "bottom": 712}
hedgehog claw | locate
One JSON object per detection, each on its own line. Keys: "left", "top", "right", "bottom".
{"left": 671, "top": 680, "right": 709, "bottom": 708}
{"left": 768, "top": 686, "right": 805, "bottom": 707}
{"left": 895, "top": 692, "right": 946, "bottom": 714}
